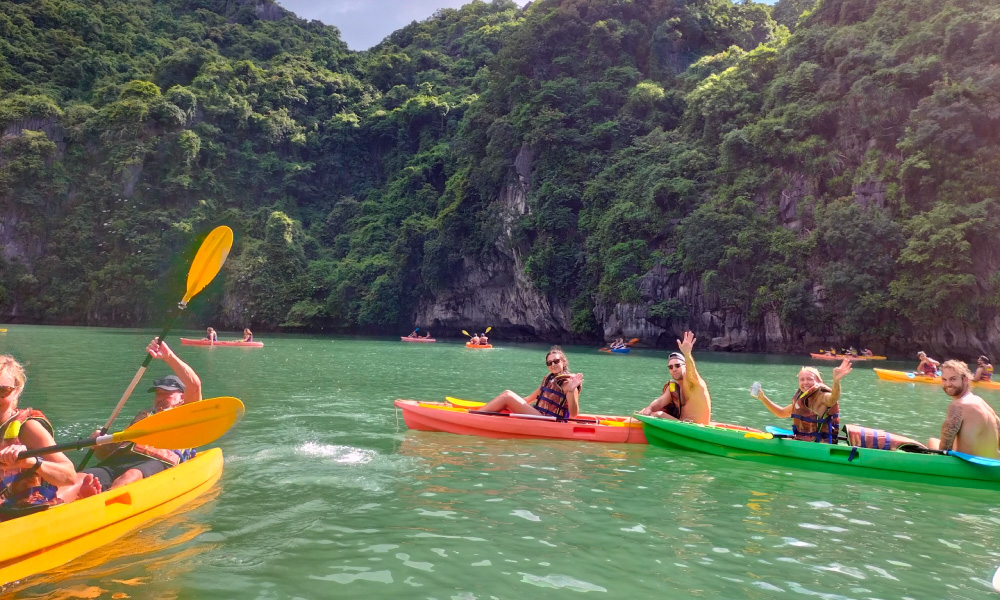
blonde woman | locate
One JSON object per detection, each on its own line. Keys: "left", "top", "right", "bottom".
{"left": 0, "top": 355, "right": 77, "bottom": 518}
{"left": 752, "top": 359, "right": 852, "bottom": 443}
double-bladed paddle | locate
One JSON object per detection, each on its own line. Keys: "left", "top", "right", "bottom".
{"left": 22, "top": 396, "right": 244, "bottom": 459}
{"left": 77, "top": 226, "right": 234, "bottom": 469}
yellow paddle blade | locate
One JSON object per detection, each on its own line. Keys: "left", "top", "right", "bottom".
{"left": 3, "top": 421, "right": 20, "bottom": 440}
{"left": 111, "top": 396, "right": 244, "bottom": 449}
{"left": 183, "top": 226, "right": 234, "bottom": 303}
{"left": 445, "top": 396, "right": 485, "bottom": 408}
{"left": 744, "top": 431, "right": 773, "bottom": 440}
{"left": 461, "top": 330, "right": 471, "bottom": 337}
{"left": 485, "top": 326, "right": 492, "bottom": 333}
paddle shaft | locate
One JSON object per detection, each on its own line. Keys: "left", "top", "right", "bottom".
{"left": 471, "top": 410, "right": 600, "bottom": 425}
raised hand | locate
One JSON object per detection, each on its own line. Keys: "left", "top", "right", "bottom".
{"left": 677, "top": 331, "right": 696, "bottom": 355}
{"left": 833, "top": 358, "right": 853, "bottom": 382}
{"left": 146, "top": 337, "right": 171, "bottom": 361}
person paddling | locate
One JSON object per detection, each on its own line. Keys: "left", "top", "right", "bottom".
{"left": 916, "top": 351, "right": 940, "bottom": 376}
{"left": 928, "top": 360, "right": 1000, "bottom": 458}
{"left": 0, "top": 355, "right": 77, "bottom": 519}
{"left": 470, "top": 333, "right": 481, "bottom": 345}
{"left": 77, "top": 338, "right": 202, "bottom": 495}
{"left": 243, "top": 328, "right": 253, "bottom": 342}
{"left": 973, "top": 355, "right": 993, "bottom": 382}
{"left": 638, "top": 331, "right": 712, "bottom": 425}
{"left": 472, "top": 346, "right": 583, "bottom": 419}
{"left": 753, "top": 359, "right": 852, "bottom": 443}
{"left": 478, "top": 332, "right": 488, "bottom": 345}
{"left": 205, "top": 327, "right": 218, "bottom": 342}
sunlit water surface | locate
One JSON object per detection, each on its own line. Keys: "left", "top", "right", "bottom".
{"left": 2, "top": 326, "right": 998, "bottom": 599}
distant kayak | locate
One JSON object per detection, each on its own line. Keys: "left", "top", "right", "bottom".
{"left": 809, "top": 353, "right": 883, "bottom": 361}
{"left": 395, "top": 400, "right": 646, "bottom": 444}
{"left": 636, "top": 416, "right": 1000, "bottom": 490}
{"left": 873, "top": 368, "right": 1000, "bottom": 391}
{"left": 600, "top": 347, "right": 630, "bottom": 354}
{"left": 401, "top": 336, "right": 436, "bottom": 343}
{"left": 465, "top": 342, "right": 492, "bottom": 349}
{"left": 180, "top": 338, "right": 263, "bottom": 347}
{"left": 0, "top": 449, "right": 223, "bottom": 585}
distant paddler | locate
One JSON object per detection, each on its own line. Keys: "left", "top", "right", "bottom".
{"left": 973, "top": 355, "right": 993, "bottom": 382}
{"left": 916, "top": 351, "right": 940, "bottom": 376}
{"left": 928, "top": 360, "right": 1000, "bottom": 458}
{"left": 638, "top": 331, "right": 711, "bottom": 425}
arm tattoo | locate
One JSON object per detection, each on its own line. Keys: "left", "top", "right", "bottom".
{"left": 939, "top": 404, "right": 963, "bottom": 451}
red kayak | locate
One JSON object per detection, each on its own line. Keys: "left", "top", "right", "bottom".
{"left": 394, "top": 400, "right": 764, "bottom": 445}
{"left": 401, "top": 336, "right": 436, "bottom": 343}
{"left": 180, "top": 338, "right": 263, "bottom": 347}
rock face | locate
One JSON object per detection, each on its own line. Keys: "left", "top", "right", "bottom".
{"left": 413, "top": 158, "right": 571, "bottom": 339}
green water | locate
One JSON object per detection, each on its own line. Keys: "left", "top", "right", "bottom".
{"left": 2, "top": 326, "right": 999, "bottom": 599}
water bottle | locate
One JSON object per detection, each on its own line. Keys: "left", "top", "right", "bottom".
{"left": 750, "top": 381, "right": 761, "bottom": 398}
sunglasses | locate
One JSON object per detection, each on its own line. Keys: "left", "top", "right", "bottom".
{"left": 0, "top": 385, "right": 18, "bottom": 399}
{"left": 667, "top": 363, "right": 683, "bottom": 370}
{"left": 546, "top": 359, "right": 562, "bottom": 366}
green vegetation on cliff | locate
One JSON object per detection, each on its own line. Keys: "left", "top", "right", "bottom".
{"left": 1, "top": 0, "right": 998, "bottom": 350}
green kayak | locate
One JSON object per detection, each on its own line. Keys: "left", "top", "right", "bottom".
{"left": 635, "top": 415, "right": 1000, "bottom": 491}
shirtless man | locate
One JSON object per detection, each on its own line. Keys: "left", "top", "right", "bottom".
{"left": 973, "top": 355, "right": 993, "bottom": 382}
{"left": 638, "top": 331, "right": 711, "bottom": 425}
{"left": 928, "top": 360, "right": 1000, "bottom": 458}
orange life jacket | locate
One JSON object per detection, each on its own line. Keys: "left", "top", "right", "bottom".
{"left": 0, "top": 408, "right": 63, "bottom": 519}
{"left": 660, "top": 380, "right": 683, "bottom": 419}
{"left": 791, "top": 388, "right": 840, "bottom": 444}
{"left": 533, "top": 373, "right": 578, "bottom": 419}
{"left": 982, "top": 365, "right": 994, "bottom": 382}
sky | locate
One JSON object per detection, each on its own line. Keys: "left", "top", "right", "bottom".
{"left": 276, "top": 0, "right": 532, "bottom": 51}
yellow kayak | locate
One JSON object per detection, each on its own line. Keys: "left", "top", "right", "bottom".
{"left": 0, "top": 448, "right": 223, "bottom": 586}
{"left": 873, "top": 368, "right": 1000, "bottom": 391}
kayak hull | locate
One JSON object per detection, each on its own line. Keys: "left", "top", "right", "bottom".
{"left": 395, "top": 400, "right": 647, "bottom": 444}
{"left": 401, "top": 337, "right": 436, "bottom": 343}
{"left": 637, "top": 416, "right": 1000, "bottom": 490}
{"left": 465, "top": 343, "right": 492, "bottom": 349}
{"left": 0, "top": 448, "right": 223, "bottom": 585}
{"left": 180, "top": 338, "right": 263, "bottom": 347}
{"left": 610, "top": 348, "right": 631, "bottom": 354}
{"left": 874, "top": 368, "right": 1000, "bottom": 391}
{"left": 809, "top": 353, "right": 874, "bottom": 361}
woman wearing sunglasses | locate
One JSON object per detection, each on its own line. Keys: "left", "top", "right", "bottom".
{"left": 0, "top": 355, "right": 77, "bottom": 519}
{"left": 472, "top": 346, "right": 583, "bottom": 419}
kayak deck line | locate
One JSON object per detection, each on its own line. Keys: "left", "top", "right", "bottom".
{"left": 0, "top": 448, "right": 224, "bottom": 586}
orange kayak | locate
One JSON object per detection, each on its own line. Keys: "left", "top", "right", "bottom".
{"left": 874, "top": 368, "right": 1000, "bottom": 391}
{"left": 465, "top": 343, "right": 492, "bottom": 349}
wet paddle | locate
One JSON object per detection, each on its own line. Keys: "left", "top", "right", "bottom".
{"left": 21, "top": 396, "right": 244, "bottom": 459}
{"left": 77, "top": 226, "right": 234, "bottom": 469}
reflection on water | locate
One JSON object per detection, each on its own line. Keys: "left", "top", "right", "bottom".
{"left": 6, "top": 487, "right": 220, "bottom": 599}
{"left": 4, "top": 327, "right": 1000, "bottom": 598}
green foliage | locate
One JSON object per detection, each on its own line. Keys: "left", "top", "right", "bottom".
{"left": 0, "top": 0, "right": 997, "bottom": 350}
